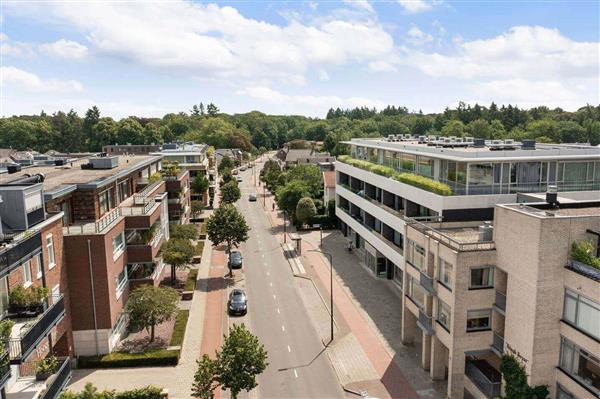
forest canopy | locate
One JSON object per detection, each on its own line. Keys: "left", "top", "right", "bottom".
{"left": 1, "top": 102, "right": 598, "bottom": 155}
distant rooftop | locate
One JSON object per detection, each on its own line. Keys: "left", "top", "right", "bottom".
{"left": 503, "top": 201, "right": 600, "bottom": 218}
{"left": 345, "top": 138, "right": 600, "bottom": 162}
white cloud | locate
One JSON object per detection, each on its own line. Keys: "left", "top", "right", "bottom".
{"left": 405, "top": 25, "right": 433, "bottom": 45}
{"left": 15, "top": 1, "right": 394, "bottom": 85}
{"left": 397, "top": 0, "right": 436, "bottom": 14}
{"left": 342, "top": 0, "right": 374, "bottom": 13}
{"left": 237, "top": 86, "right": 385, "bottom": 115}
{"left": 0, "top": 34, "right": 35, "bottom": 57}
{"left": 1, "top": 66, "right": 83, "bottom": 93}
{"left": 368, "top": 60, "right": 398, "bottom": 72}
{"left": 39, "top": 39, "right": 88, "bottom": 60}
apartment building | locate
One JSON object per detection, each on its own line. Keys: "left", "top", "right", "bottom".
{"left": 151, "top": 142, "right": 212, "bottom": 212}
{"left": 102, "top": 144, "right": 161, "bottom": 155}
{"left": 335, "top": 137, "right": 600, "bottom": 398}
{"left": 4, "top": 154, "right": 170, "bottom": 358}
{"left": 0, "top": 176, "right": 72, "bottom": 398}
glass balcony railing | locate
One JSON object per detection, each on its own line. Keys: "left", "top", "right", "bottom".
{"left": 465, "top": 359, "right": 502, "bottom": 399}
{"left": 491, "top": 331, "right": 504, "bottom": 355}
{"left": 419, "top": 271, "right": 435, "bottom": 294}
{"left": 8, "top": 295, "right": 65, "bottom": 363}
{"left": 494, "top": 290, "right": 506, "bottom": 313}
{"left": 417, "top": 309, "right": 434, "bottom": 336}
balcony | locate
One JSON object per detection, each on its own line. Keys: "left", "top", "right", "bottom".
{"left": 465, "top": 358, "right": 502, "bottom": 399}
{"left": 126, "top": 236, "right": 163, "bottom": 263}
{"left": 8, "top": 295, "right": 66, "bottom": 363}
{"left": 0, "top": 350, "right": 10, "bottom": 389}
{"left": 40, "top": 356, "right": 72, "bottom": 399}
{"left": 6, "top": 356, "right": 71, "bottom": 399}
{"left": 417, "top": 309, "right": 435, "bottom": 336}
{"left": 128, "top": 260, "right": 166, "bottom": 290}
{"left": 337, "top": 205, "right": 403, "bottom": 255}
{"left": 491, "top": 331, "right": 504, "bottom": 356}
{"left": 0, "top": 230, "right": 42, "bottom": 277}
{"left": 63, "top": 208, "right": 122, "bottom": 235}
{"left": 493, "top": 290, "right": 506, "bottom": 314}
{"left": 419, "top": 271, "right": 435, "bottom": 294}
{"left": 566, "top": 259, "right": 600, "bottom": 282}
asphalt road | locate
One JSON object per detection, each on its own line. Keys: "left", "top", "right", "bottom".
{"left": 231, "top": 162, "right": 344, "bottom": 399}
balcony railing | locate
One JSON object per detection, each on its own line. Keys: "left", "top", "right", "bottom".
{"left": 492, "top": 331, "right": 504, "bottom": 355}
{"left": 494, "top": 290, "right": 506, "bottom": 313}
{"left": 122, "top": 198, "right": 157, "bottom": 216}
{"left": 40, "top": 356, "right": 71, "bottom": 399}
{"left": 9, "top": 295, "right": 65, "bottom": 362}
{"left": 566, "top": 259, "right": 600, "bottom": 282}
{"left": 417, "top": 309, "right": 435, "bottom": 336}
{"left": 133, "top": 181, "right": 162, "bottom": 204}
{"left": 64, "top": 208, "right": 122, "bottom": 235}
{"left": 465, "top": 359, "right": 502, "bottom": 399}
{"left": 0, "top": 230, "right": 42, "bottom": 275}
{"left": 420, "top": 271, "right": 435, "bottom": 294}
{"left": 407, "top": 219, "right": 496, "bottom": 252}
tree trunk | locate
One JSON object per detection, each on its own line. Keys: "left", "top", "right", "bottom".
{"left": 227, "top": 243, "right": 233, "bottom": 277}
{"left": 171, "top": 264, "right": 176, "bottom": 286}
{"left": 150, "top": 324, "right": 155, "bottom": 342}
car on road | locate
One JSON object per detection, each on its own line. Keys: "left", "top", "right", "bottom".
{"left": 227, "top": 289, "right": 247, "bottom": 316}
{"left": 249, "top": 193, "right": 257, "bottom": 201}
{"left": 228, "top": 250, "right": 243, "bottom": 269}
{"left": 240, "top": 166, "right": 247, "bottom": 171}
{"left": 236, "top": 176, "right": 243, "bottom": 182}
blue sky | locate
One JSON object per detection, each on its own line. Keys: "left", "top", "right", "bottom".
{"left": 1, "top": 0, "right": 598, "bottom": 118}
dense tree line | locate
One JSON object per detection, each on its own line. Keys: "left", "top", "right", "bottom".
{"left": 1, "top": 102, "right": 598, "bottom": 155}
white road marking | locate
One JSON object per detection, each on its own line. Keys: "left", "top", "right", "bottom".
{"left": 273, "top": 294, "right": 276, "bottom": 300}
{"left": 269, "top": 282, "right": 272, "bottom": 287}
{"left": 287, "top": 345, "right": 291, "bottom": 352}
{"left": 266, "top": 271, "right": 270, "bottom": 276}
{"left": 281, "top": 325, "right": 285, "bottom": 332}
{"left": 277, "top": 308, "right": 280, "bottom": 314}
{"left": 261, "top": 254, "right": 265, "bottom": 258}
{"left": 294, "top": 370, "right": 298, "bottom": 378}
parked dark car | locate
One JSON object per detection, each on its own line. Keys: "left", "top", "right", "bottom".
{"left": 249, "top": 193, "right": 257, "bottom": 201}
{"left": 228, "top": 289, "right": 247, "bottom": 316}
{"left": 229, "top": 251, "right": 243, "bottom": 269}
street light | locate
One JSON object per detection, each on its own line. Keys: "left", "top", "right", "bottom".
{"left": 308, "top": 249, "right": 334, "bottom": 344}
{"left": 283, "top": 210, "right": 287, "bottom": 243}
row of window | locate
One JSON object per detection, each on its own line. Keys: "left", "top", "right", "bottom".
{"left": 559, "top": 336, "right": 600, "bottom": 395}
{"left": 563, "top": 288, "right": 600, "bottom": 340}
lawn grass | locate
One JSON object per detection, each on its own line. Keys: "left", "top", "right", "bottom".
{"left": 78, "top": 349, "right": 180, "bottom": 368}
{"left": 195, "top": 241, "right": 205, "bottom": 256}
{"left": 184, "top": 269, "right": 198, "bottom": 291}
{"left": 169, "top": 309, "right": 190, "bottom": 347}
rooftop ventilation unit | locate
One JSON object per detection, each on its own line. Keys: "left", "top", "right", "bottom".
{"left": 473, "top": 138, "right": 486, "bottom": 148}
{"left": 88, "top": 156, "right": 119, "bottom": 169}
{"left": 162, "top": 143, "right": 178, "bottom": 150}
{"left": 478, "top": 221, "right": 493, "bottom": 242}
{"left": 503, "top": 139, "right": 517, "bottom": 150}
{"left": 522, "top": 139, "right": 536, "bottom": 150}
{"left": 546, "top": 185, "right": 559, "bottom": 208}
{"left": 488, "top": 140, "right": 504, "bottom": 151}
{"left": 418, "top": 136, "right": 427, "bottom": 144}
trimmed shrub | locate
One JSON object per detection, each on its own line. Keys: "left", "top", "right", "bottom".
{"left": 195, "top": 242, "right": 205, "bottom": 257}
{"left": 170, "top": 310, "right": 189, "bottom": 347}
{"left": 60, "top": 383, "right": 164, "bottom": 399}
{"left": 394, "top": 173, "right": 453, "bottom": 196}
{"left": 185, "top": 269, "right": 198, "bottom": 291}
{"left": 78, "top": 349, "right": 180, "bottom": 368}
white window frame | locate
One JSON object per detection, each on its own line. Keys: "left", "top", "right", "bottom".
{"left": 469, "top": 265, "right": 494, "bottom": 289}
{"left": 51, "top": 285, "right": 60, "bottom": 304}
{"left": 46, "top": 234, "right": 56, "bottom": 269}
{"left": 22, "top": 260, "right": 33, "bottom": 287}
{"left": 115, "top": 267, "right": 128, "bottom": 299}
{"left": 466, "top": 309, "right": 492, "bottom": 332}
{"left": 112, "top": 232, "right": 125, "bottom": 260}
{"left": 35, "top": 253, "right": 43, "bottom": 279}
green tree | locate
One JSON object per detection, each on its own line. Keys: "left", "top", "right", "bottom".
{"left": 295, "top": 197, "right": 317, "bottom": 226}
{"left": 218, "top": 156, "right": 234, "bottom": 173}
{"left": 126, "top": 286, "right": 179, "bottom": 342}
{"left": 192, "top": 325, "right": 268, "bottom": 399}
{"left": 206, "top": 205, "right": 250, "bottom": 276}
{"left": 163, "top": 238, "right": 195, "bottom": 285}
{"left": 441, "top": 120, "right": 465, "bottom": 137}
{"left": 206, "top": 103, "right": 220, "bottom": 117}
{"left": 220, "top": 169, "right": 233, "bottom": 187}
{"left": 276, "top": 180, "right": 310, "bottom": 221}
{"left": 192, "top": 175, "right": 210, "bottom": 196}
{"left": 220, "top": 181, "right": 241, "bottom": 204}
{"left": 169, "top": 224, "right": 197, "bottom": 240}
{"left": 191, "top": 200, "right": 205, "bottom": 218}
{"left": 286, "top": 164, "right": 321, "bottom": 198}
{"left": 466, "top": 119, "right": 492, "bottom": 139}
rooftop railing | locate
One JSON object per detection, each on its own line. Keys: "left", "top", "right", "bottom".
{"left": 406, "top": 218, "right": 496, "bottom": 252}
{"left": 64, "top": 208, "right": 122, "bottom": 235}
{"left": 0, "top": 230, "right": 42, "bottom": 275}
{"left": 133, "top": 180, "right": 162, "bottom": 204}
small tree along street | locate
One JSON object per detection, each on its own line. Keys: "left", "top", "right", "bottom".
{"left": 192, "top": 324, "right": 268, "bottom": 399}
{"left": 206, "top": 204, "right": 249, "bottom": 276}
{"left": 163, "top": 238, "right": 195, "bottom": 285}
{"left": 220, "top": 181, "right": 241, "bottom": 204}
{"left": 126, "top": 285, "right": 179, "bottom": 342}
{"left": 295, "top": 197, "right": 317, "bottom": 226}
{"left": 192, "top": 175, "right": 210, "bottom": 196}
{"left": 218, "top": 156, "right": 233, "bottom": 173}
{"left": 169, "top": 224, "right": 198, "bottom": 240}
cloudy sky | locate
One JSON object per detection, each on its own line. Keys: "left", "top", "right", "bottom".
{"left": 1, "top": 0, "right": 598, "bottom": 118}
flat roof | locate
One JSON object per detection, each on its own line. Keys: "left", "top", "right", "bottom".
{"left": 502, "top": 202, "right": 600, "bottom": 218}
{"left": 344, "top": 138, "right": 600, "bottom": 162}
{"left": 0, "top": 155, "right": 160, "bottom": 193}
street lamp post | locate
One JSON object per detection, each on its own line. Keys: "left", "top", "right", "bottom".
{"left": 283, "top": 211, "right": 287, "bottom": 243}
{"left": 308, "top": 249, "right": 334, "bottom": 344}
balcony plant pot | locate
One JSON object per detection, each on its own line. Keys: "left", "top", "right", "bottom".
{"left": 35, "top": 356, "right": 58, "bottom": 381}
{"left": 35, "top": 371, "right": 53, "bottom": 381}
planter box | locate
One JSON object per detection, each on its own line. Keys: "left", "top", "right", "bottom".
{"left": 35, "top": 371, "right": 53, "bottom": 381}
{"left": 191, "top": 255, "right": 201, "bottom": 264}
{"left": 181, "top": 291, "right": 194, "bottom": 301}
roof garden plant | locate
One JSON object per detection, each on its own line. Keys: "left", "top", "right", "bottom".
{"left": 571, "top": 239, "right": 600, "bottom": 270}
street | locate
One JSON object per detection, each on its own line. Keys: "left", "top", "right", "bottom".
{"left": 233, "top": 163, "right": 344, "bottom": 398}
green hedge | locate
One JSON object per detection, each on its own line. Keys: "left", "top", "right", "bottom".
{"left": 184, "top": 269, "right": 198, "bottom": 291}
{"left": 78, "top": 349, "right": 179, "bottom": 368}
{"left": 170, "top": 310, "right": 189, "bottom": 346}
{"left": 195, "top": 242, "right": 205, "bottom": 257}
{"left": 60, "top": 384, "right": 163, "bottom": 399}
{"left": 338, "top": 155, "right": 452, "bottom": 196}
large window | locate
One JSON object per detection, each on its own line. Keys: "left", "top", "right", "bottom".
{"left": 116, "top": 267, "right": 128, "bottom": 299}
{"left": 563, "top": 289, "right": 600, "bottom": 340}
{"left": 46, "top": 234, "right": 56, "bottom": 268}
{"left": 112, "top": 232, "right": 125, "bottom": 259}
{"left": 469, "top": 266, "right": 494, "bottom": 289}
{"left": 417, "top": 156, "right": 434, "bottom": 177}
{"left": 400, "top": 153, "right": 415, "bottom": 172}
{"left": 438, "top": 257, "right": 453, "bottom": 290}
{"left": 437, "top": 299, "right": 451, "bottom": 332}
{"left": 0, "top": 277, "right": 8, "bottom": 317}
{"left": 117, "top": 180, "right": 129, "bottom": 203}
{"left": 406, "top": 240, "right": 425, "bottom": 271}
{"left": 35, "top": 253, "right": 43, "bottom": 279}
{"left": 22, "top": 260, "right": 33, "bottom": 287}
{"left": 99, "top": 187, "right": 115, "bottom": 215}
{"left": 393, "top": 264, "right": 403, "bottom": 287}
{"left": 467, "top": 309, "right": 492, "bottom": 332}
{"left": 469, "top": 163, "right": 494, "bottom": 186}
{"left": 559, "top": 336, "right": 600, "bottom": 395}
{"left": 407, "top": 276, "right": 426, "bottom": 308}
